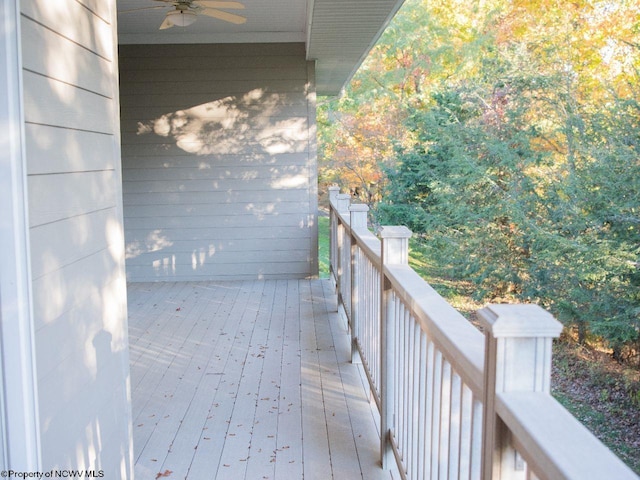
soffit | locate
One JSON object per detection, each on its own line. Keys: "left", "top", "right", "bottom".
{"left": 306, "top": 0, "right": 405, "bottom": 94}
{"left": 116, "top": 0, "right": 405, "bottom": 95}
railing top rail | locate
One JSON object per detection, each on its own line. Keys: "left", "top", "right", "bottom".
{"left": 351, "top": 227, "right": 381, "bottom": 267}
{"left": 497, "top": 392, "right": 638, "bottom": 480}
{"left": 384, "top": 263, "right": 485, "bottom": 395}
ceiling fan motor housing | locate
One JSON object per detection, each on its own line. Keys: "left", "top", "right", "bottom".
{"left": 167, "top": 8, "right": 197, "bottom": 27}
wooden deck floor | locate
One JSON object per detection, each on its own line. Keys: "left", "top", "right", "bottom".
{"left": 127, "top": 279, "right": 391, "bottom": 480}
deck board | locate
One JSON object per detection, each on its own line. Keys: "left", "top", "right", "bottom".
{"left": 128, "top": 279, "right": 391, "bottom": 480}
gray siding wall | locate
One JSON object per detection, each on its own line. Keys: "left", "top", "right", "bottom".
{"left": 119, "top": 43, "right": 318, "bottom": 281}
{"left": 21, "top": 0, "right": 132, "bottom": 476}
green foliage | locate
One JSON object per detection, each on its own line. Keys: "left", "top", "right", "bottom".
{"left": 321, "top": 0, "right": 640, "bottom": 360}
{"left": 380, "top": 90, "right": 530, "bottom": 296}
{"left": 378, "top": 79, "right": 640, "bottom": 350}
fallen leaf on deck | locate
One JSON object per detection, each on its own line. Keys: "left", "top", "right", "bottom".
{"left": 155, "top": 470, "right": 172, "bottom": 479}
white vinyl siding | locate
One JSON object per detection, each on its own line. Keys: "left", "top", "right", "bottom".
{"left": 120, "top": 43, "right": 318, "bottom": 281}
{"left": 20, "top": 0, "right": 132, "bottom": 477}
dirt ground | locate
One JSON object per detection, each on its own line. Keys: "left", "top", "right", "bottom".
{"left": 551, "top": 340, "right": 640, "bottom": 474}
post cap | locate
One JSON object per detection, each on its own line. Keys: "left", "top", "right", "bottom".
{"left": 378, "top": 226, "right": 412, "bottom": 239}
{"left": 478, "top": 304, "right": 563, "bottom": 338}
{"left": 349, "top": 203, "right": 369, "bottom": 212}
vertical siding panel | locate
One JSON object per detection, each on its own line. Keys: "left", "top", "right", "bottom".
{"left": 21, "top": 0, "right": 132, "bottom": 477}
{"left": 120, "top": 43, "right": 318, "bottom": 281}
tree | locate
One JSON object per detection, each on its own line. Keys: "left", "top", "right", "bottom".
{"left": 320, "top": 0, "right": 640, "bottom": 360}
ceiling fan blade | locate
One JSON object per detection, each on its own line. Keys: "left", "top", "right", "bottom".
{"left": 194, "top": 1, "right": 245, "bottom": 9}
{"left": 200, "top": 8, "right": 246, "bottom": 24}
{"left": 159, "top": 16, "right": 174, "bottom": 29}
{"left": 119, "top": 5, "right": 167, "bottom": 14}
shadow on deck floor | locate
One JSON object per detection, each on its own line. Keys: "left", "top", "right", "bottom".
{"left": 127, "top": 279, "right": 391, "bottom": 480}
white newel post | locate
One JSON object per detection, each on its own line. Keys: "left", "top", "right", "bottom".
{"left": 379, "top": 226, "right": 412, "bottom": 470}
{"left": 328, "top": 186, "right": 340, "bottom": 286}
{"left": 349, "top": 203, "right": 369, "bottom": 364}
{"left": 336, "top": 193, "right": 351, "bottom": 215}
{"left": 333, "top": 193, "right": 350, "bottom": 299}
{"left": 336, "top": 193, "right": 351, "bottom": 216}
{"left": 328, "top": 185, "right": 340, "bottom": 206}
{"left": 479, "top": 305, "right": 563, "bottom": 480}
{"left": 349, "top": 203, "right": 369, "bottom": 229}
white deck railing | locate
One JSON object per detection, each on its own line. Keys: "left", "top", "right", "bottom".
{"left": 328, "top": 187, "right": 637, "bottom": 480}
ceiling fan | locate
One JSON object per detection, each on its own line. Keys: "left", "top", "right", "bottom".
{"left": 120, "top": 1, "right": 246, "bottom": 30}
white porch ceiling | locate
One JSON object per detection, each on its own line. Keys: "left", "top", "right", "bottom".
{"left": 116, "top": 0, "right": 405, "bottom": 95}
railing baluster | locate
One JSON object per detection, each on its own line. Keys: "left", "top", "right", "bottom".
{"left": 382, "top": 280, "right": 396, "bottom": 470}
{"left": 417, "top": 330, "right": 428, "bottom": 479}
{"left": 424, "top": 339, "right": 435, "bottom": 477}
{"left": 439, "top": 360, "right": 452, "bottom": 479}
{"left": 470, "top": 398, "right": 483, "bottom": 479}
{"left": 400, "top": 300, "right": 407, "bottom": 468}
{"left": 380, "top": 226, "right": 412, "bottom": 470}
{"left": 394, "top": 293, "right": 401, "bottom": 463}
{"left": 411, "top": 320, "right": 420, "bottom": 478}
{"left": 449, "top": 372, "right": 463, "bottom": 478}
{"left": 458, "top": 384, "right": 473, "bottom": 479}
{"left": 431, "top": 350, "right": 443, "bottom": 479}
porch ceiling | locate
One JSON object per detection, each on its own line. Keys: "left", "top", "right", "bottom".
{"left": 116, "top": 0, "right": 405, "bottom": 95}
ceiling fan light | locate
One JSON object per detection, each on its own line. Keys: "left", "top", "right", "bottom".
{"left": 166, "top": 10, "right": 197, "bottom": 27}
